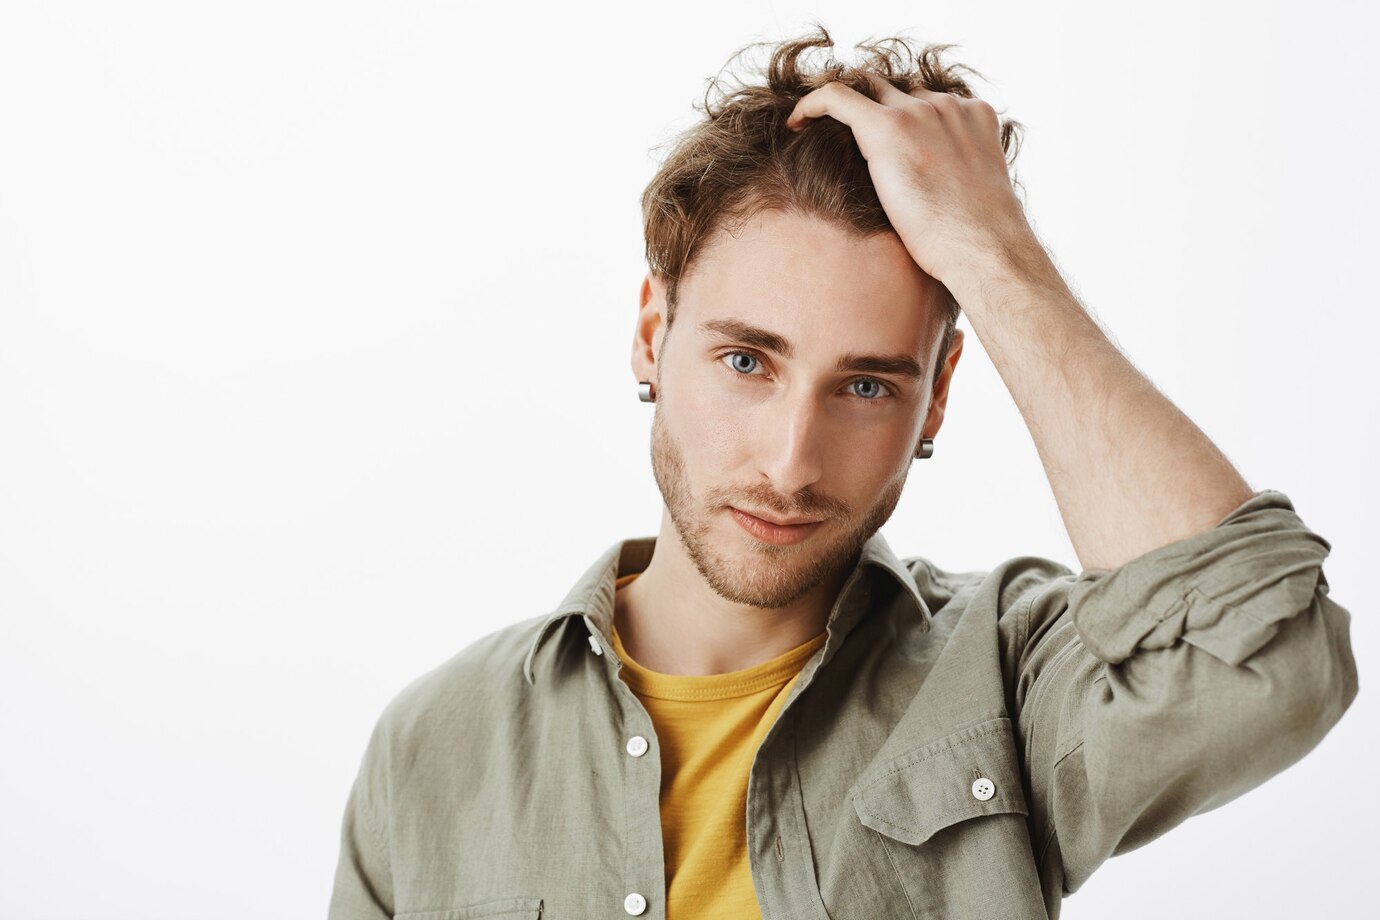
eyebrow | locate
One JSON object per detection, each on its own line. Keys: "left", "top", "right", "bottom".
{"left": 697, "top": 318, "right": 927, "bottom": 381}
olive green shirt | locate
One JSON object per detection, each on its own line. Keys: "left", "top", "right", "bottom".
{"left": 328, "top": 488, "right": 1358, "bottom": 920}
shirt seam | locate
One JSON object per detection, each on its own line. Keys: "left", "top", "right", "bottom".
{"left": 1017, "top": 577, "right": 1069, "bottom": 683}
{"left": 1038, "top": 826, "right": 1058, "bottom": 873}
{"left": 1185, "top": 585, "right": 1272, "bottom": 629}
{"left": 856, "top": 722, "right": 1011, "bottom": 788}
{"left": 874, "top": 829, "right": 922, "bottom": 920}
{"left": 785, "top": 683, "right": 832, "bottom": 920}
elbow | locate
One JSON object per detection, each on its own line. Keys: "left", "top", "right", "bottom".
{"left": 1239, "top": 584, "right": 1359, "bottom": 770}
{"left": 1297, "top": 588, "right": 1359, "bottom": 739}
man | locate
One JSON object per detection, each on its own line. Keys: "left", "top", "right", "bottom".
{"left": 329, "top": 26, "right": 1358, "bottom": 920}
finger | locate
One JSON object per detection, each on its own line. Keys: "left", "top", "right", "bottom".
{"left": 905, "top": 85, "right": 957, "bottom": 105}
{"left": 785, "top": 80, "right": 888, "bottom": 133}
{"left": 860, "top": 71, "right": 917, "bottom": 109}
{"left": 904, "top": 85, "right": 969, "bottom": 118}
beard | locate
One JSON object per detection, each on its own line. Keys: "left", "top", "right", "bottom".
{"left": 649, "top": 399, "right": 909, "bottom": 610}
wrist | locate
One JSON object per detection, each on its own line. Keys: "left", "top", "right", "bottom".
{"left": 944, "top": 229, "right": 1065, "bottom": 318}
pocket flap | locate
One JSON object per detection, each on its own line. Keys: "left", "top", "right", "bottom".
{"left": 850, "top": 716, "right": 1028, "bottom": 846}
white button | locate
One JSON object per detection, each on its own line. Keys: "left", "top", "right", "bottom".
{"left": 624, "top": 892, "right": 647, "bottom": 915}
{"left": 971, "top": 777, "right": 995, "bottom": 801}
{"left": 626, "top": 735, "right": 649, "bottom": 757}
{"left": 588, "top": 634, "right": 604, "bottom": 655}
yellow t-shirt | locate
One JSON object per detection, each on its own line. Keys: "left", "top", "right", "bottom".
{"left": 610, "top": 572, "right": 829, "bottom": 919}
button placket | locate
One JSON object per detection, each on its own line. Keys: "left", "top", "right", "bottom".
{"left": 613, "top": 681, "right": 662, "bottom": 920}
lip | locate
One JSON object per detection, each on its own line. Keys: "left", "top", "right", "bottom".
{"left": 729, "top": 507, "right": 825, "bottom": 546}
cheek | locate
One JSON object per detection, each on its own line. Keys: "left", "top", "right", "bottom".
{"left": 833, "top": 446, "right": 904, "bottom": 494}
{"left": 824, "top": 425, "right": 916, "bottom": 500}
{"left": 671, "top": 362, "right": 752, "bottom": 454}
{"left": 677, "top": 397, "right": 752, "bottom": 463}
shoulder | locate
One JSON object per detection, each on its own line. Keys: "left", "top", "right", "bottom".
{"left": 902, "top": 553, "right": 1077, "bottom": 620}
{"left": 371, "top": 613, "right": 549, "bottom": 749}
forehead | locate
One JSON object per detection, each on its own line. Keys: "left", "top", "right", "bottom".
{"left": 679, "top": 209, "right": 943, "bottom": 357}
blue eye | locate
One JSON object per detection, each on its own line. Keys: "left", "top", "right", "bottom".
{"left": 723, "top": 351, "right": 760, "bottom": 375}
{"left": 720, "top": 350, "right": 894, "bottom": 402}
{"left": 851, "top": 379, "right": 888, "bottom": 400}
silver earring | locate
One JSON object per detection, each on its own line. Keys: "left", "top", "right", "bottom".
{"left": 637, "top": 380, "right": 656, "bottom": 403}
{"left": 914, "top": 437, "right": 934, "bottom": 459}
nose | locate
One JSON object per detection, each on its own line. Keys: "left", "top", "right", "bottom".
{"left": 758, "top": 388, "right": 826, "bottom": 497}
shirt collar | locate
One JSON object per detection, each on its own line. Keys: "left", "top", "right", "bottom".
{"left": 522, "top": 528, "right": 932, "bottom": 685}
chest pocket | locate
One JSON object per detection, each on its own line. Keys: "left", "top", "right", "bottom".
{"left": 395, "top": 897, "right": 544, "bottom": 920}
{"left": 850, "top": 716, "right": 1029, "bottom": 845}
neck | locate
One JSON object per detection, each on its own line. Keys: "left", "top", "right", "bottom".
{"left": 613, "top": 508, "right": 851, "bottom": 675}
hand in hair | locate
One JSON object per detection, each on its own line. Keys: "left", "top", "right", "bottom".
{"left": 785, "top": 71, "right": 1039, "bottom": 299}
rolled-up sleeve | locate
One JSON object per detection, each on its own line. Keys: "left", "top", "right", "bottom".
{"left": 328, "top": 712, "right": 395, "bottom": 920}
{"left": 1001, "top": 488, "right": 1359, "bottom": 895}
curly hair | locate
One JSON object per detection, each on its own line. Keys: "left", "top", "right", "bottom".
{"left": 639, "top": 23, "right": 1025, "bottom": 393}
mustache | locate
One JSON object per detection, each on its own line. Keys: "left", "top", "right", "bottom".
{"left": 708, "top": 486, "right": 849, "bottom": 519}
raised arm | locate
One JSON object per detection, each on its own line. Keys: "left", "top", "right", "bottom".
{"left": 787, "top": 72, "right": 1252, "bottom": 571}
{"left": 787, "top": 71, "right": 1359, "bottom": 897}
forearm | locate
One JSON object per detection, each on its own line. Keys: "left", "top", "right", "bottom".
{"left": 949, "top": 238, "right": 1256, "bottom": 573}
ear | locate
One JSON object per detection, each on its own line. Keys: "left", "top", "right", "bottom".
{"left": 631, "top": 273, "right": 667, "bottom": 388}
{"left": 921, "top": 327, "right": 964, "bottom": 439}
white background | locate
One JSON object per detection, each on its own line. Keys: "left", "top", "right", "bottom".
{"left": 2, "top": 1, "right": 1376, "bottom": 917}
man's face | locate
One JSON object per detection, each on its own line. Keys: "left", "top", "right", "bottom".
{"left": 636, "top": 208, "right": 961, "bottom": 610}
